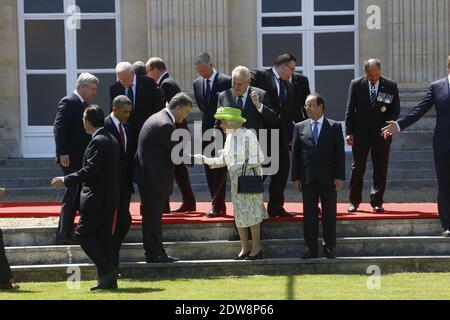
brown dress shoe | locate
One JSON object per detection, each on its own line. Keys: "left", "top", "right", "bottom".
{"left": 0, "top": 281, "right": 20, "bottom": 290}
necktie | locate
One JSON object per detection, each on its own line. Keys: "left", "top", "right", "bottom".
{"left": 237, "top": 96, "right": 244, "bottom": 109}
{"left": 278, "top": 78, "right": 287, "bottom": 102}
{"left": 370, "top": 84, "right": 377, "bottom": 107}
{"left": 118, "top": 123, "right": 126, "bottom": 154}
{"left": 82, "top": 101, "right": 89, "bottom": 110}
{"left": 204, "top": 79, "right": 211, "bottom": 102}
{"left": 127, "top": 86, "right": 134, "bottom": 108}
{"left": 313, "top": 121, "right": 319, "bottom": 145}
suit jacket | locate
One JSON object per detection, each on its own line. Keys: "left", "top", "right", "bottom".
{"left": 251, "top": 68, "right": 295, "bottom": 147}
{"left": 135, "top": 109, "right": 177, "bottom": 193}
{"left": 110, "top": 75, "right": 162, "bottom": 151}
{"left": 291, "top": 72, "right": 311, "bottom": 123}
{"left": 159, "top": 73, "right": 181, "bottom": 106}
{"left": 217, "top": 86, "right": 279, "bottom": 134}
{"left": 64, "top": 128, "right": 120, "bottom": 214}
{"left": 193, "top": 73, "right": 232, "bottom": 130}
{"left": 398, "top": 77, "right": 450, "bottom": 152}
{"left": 53, "top": 93, "right": 91, "bottom": 167}
{"left": 104, "top": 115, "right": 134, "bottom": 187}
{"left": 345, "top": 76, "right": 400, "bottom": 142}
{"left": 291, "top": 118, "right": 345, "bottom": 185}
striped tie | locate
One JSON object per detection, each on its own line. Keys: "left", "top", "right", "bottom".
{"left": 370, "top": 84, "right": 377, "bottom": 107}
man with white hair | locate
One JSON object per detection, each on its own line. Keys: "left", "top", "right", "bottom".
{"left": 53, "top": 72, "right": 99, "bottom": 245}
{"left": 110, "top": 61, "right": 161, "bottom": 159}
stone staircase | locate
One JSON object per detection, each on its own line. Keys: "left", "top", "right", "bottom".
{"left": 3, "top": 217, "right": 449, "bottom": 282}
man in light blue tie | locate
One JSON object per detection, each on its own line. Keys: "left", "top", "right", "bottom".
{"left": 291, "top": 93, "right": 345, "bottom": 259}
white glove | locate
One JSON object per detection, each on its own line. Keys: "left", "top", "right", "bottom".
{"left": 192, "top": 154, "right": 205, "bottom": 164}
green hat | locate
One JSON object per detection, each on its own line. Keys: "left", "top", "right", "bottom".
{"left": 214, "top": 107, "right": 247, "bottom": 124}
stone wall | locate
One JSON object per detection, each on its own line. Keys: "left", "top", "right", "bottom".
{"left": 0, "top": 0, "right": 21, "bottom": 158}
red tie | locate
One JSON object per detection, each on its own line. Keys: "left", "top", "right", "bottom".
{"left": 83, "top": 101, "right": 89, "bottom": 110}
{"left": 119, "top": 123, "right": 126, "bottom": 153}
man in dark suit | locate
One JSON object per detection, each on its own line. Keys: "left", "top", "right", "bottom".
{"left": 135, "top": 93, "right": 193, "bottom": 263}
{"left": 0, "top": 187, "right": 20, "bottom": 290}
{"left": 110, "top": 61, "right": 162, "bottom": 160}
{"left": 193, "top": 52, "right": 232, "bottom": 217}
{"left": 291, "top": 93, "right": 345, "bottom": 259}
{"left": 345, "top": 59, "right": 400, "bottom": 213}
{"left": 146, "top": 57, "right": 196, "bottom": 213}
{"left": 52, "top": 106, "right": 120, "bottom": 291}
{"left": 53, "top": 73, "right": 99, "bottom": 245}
{"left": 104, "top": 95, "right": 133, "bottom": 269}
{"left": 291, "top": 72, "right": 311, "bottom": 123}
{"left": 251, "top": 53, "right": 298, "bottom": 218}
{"left": 382, "top": 56, "right": 450, "bottom": 237}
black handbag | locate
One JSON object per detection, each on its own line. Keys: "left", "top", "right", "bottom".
{"left": 237, "top": 159, "right": 264, "bottom": 194}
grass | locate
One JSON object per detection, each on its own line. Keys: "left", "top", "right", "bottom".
{"left": 1, "top": 273, "right": 450, "bottom": 300}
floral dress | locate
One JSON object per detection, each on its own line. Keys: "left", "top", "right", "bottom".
{"left": 203, "top": 128, "right": 269, "bottom": 228}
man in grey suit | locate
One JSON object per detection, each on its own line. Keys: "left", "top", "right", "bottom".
{"left": 291, "top": 93, "right": 345, "bottom": 259}
{"left": 217, "top": 66, "right": 279, "bottom": 136}
{"left": 135, "top": 93, "right": 193, "bottom": 263}
{"left": 382, "top": 56, "right": 450, "bottom": 237}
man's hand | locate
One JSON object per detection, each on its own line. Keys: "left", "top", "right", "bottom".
{"left": 0, "top": 187, "right": 5, "bottom": 198}
{"left": 294, "top": 180, "right": 302, "bottom": 192}
{"left": 381, "top": 121, "right": 399, "bottom": 140}
{"left": 250, "top": 91, "right": 262, "bottom": 109}
{"left": 334, "top": 179, "right": 344, "bottom": 192}
{"left": 345, "top": 135, "right": 354, "bottom": 147}
{"left": 51, "top": 177, "right": 65, "bottom": 189}
{"left": 59, "top": 155, "right": 70, "bottom": 168}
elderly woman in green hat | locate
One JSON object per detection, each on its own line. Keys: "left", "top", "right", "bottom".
{"left": 194, "top": 107, "right": 268, "bottom": 260}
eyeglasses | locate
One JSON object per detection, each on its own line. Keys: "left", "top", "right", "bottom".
{"left": 284, "top": 64, "right": 296, "bottom": 72}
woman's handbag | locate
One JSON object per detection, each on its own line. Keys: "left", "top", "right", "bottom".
{"left": 237, "top": 159, "right": 264, "bottom": 194}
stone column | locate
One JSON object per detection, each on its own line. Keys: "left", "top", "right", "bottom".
{"left": 146, "top": 0, "right": 229, "bottom": 91}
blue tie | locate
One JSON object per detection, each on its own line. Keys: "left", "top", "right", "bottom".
{"left": 204, "top": 79, "right": 211, "bottom": 102}
{"left": 278, "top": 78, "right": 287, "bottom": 102}
{"left": 313, "top": 121, "right": 319, "bottom": 145}
{"left": 237, "top": 96, "right": 244, "bottom": 109}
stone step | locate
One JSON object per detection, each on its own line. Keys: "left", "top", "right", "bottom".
{"left": 5, "top": 237, "right": 450, "bottom": 266}
{"left": 2, "top": 219, "right": 441, "bottom": 247}
{"left": 0, "top": 167, "right": 61, "bottom": 178}
{"left": 10, "top": 256, "right": 450, "bottom": 282}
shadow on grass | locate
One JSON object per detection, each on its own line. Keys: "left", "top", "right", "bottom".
{"left": 94, "top": 287, "right": 165, "bottom": 294}
{"left": 0, "top": 290, "right": 35, "bottom": 294}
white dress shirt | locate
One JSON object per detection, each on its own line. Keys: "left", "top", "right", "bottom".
{"left": 368, "top": 79, "right": 380, "bottom": 96}
{"left": 73, "top": 90, "right": 85, "bottom": 104}
{"left": 157, "top": 71, "right": 169, "bottom": 86}
{"left": 165, "top": 107, "right": 176, "bottom": 125}
{"left": 125, "top": 75, "right": 137, "bottom": 105}
{"left": 204, "top": 69, "right": 218, "bottom": 93}
{"left": 310, "top": 116, "right": 324, "bottom": 140}
{"left": 272, "top": 67, "right": 283, "bottom": 96}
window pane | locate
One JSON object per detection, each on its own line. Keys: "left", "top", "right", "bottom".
{"left": 315, "top": 70, "right": 354, "bottom": 121}
{"left": 262, "top": 34, "right": 302, "bottom": 67}
{"left": 24, "top": 0, "right": 63, "bottom": 13}
{"left": 314, "top": 15, "right": 354, "bottom": 26}
{"left": 262, "top": 17, "right": 302, "bottom": 27}
{"left": 314, "top": 32, "right": 354, "bottom": 66}
{"left": 262, "top": 0, "right": 301, "bottom": 13}
{"left": 76, "top": 0, "right": 115, "bottom": 13}
{"left": 25, "top": 20, "right": 65, "bottom": 69}
{"left": 77, "top": 20, "right": 116, "bottom": 69}
{"left": 27, "top": 75, "right": 67, "bottom": 126}
{"left": 85, "top": 73, "right": 117, "bottom": 115}
{"left": 314, "top": 0, "right": 354, "bottom": 11}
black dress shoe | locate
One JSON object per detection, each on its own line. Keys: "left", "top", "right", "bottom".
{"left": 347, "top": 204, "right": 358, "bottom": 213}
{"left": 55, "top": 237, "right": 79, "bottom": 245}
{"left": 0, "top": 280, "right": 20, "bottom": 290}
{"left": 442, "top": 230, "right": 450, "bottom": 237}
{"left": 373, "top": 206, "right": 385, "bottom": 213}
{"left": 90, "top": 279, "right": 118, "bottom": 291}
{"left": 146, "top": 255, "right": 178, "bottom": 263}
{"left": 207, "top": 210, "right": 226, "bottom": 218}
{"left": 245, "top": 250, "right": 264, "bottom": 261}
{"left": 268, "top": 210, "right": 295, "bottom": 218}
{"left": 91, "top": 270, "right": 119, "bottom": 291}
{"left": 301, "top": 249, "right": 319, "bottom": 259}
{"left": 234, "top": 251, "right": 251, "bottom": 260}
{"left": 172, "top": 205, "right": 196, "bottom": 213}
{"left": 323, "top": 245, "right": 336, "bottom": 259}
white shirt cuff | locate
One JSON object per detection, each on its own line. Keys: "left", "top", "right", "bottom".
{"left": 257, "top": 104, "right": 264, "bottom": 114}
{"left": 395, "top": 122, "right": 401, "bottom": 132}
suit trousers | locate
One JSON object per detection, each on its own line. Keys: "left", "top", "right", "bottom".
{"left": 0, "top": 228, "right": 13, "bottom": 283}
{"left": 349, "top": 134, "right": 391, "bottom": 207}
{"left": 267, "top": 145, "right": 291, "bottom": 213}
{"left": 56, "top": 163, "right": 82, "bottom": 241}
{"left": 302, "top": 181, "right": 337, "bottom": 250}
{"left": 75, "top": 210, "right": 114, "bottom": 278}
{"left": 112, "top": 182, "right": 133, "bottom": 267}
{"left": 435, "top": 150, "right": 450, "bottom": 230}
{"left": 202, "top": 139, "right": 227, "bottom": 212}
{"left": 165, "top": 164, "right": 196, "bottom": 209}
{"left": 139, "top": 186, "right": 168, "bottom": 258}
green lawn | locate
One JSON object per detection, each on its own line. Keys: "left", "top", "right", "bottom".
{"left": 1, "top": 273, "right": 450, "bottom": 300}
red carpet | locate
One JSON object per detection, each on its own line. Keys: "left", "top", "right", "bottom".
{"left": 0, "top": 202, "right": 439, "bottom": 224}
